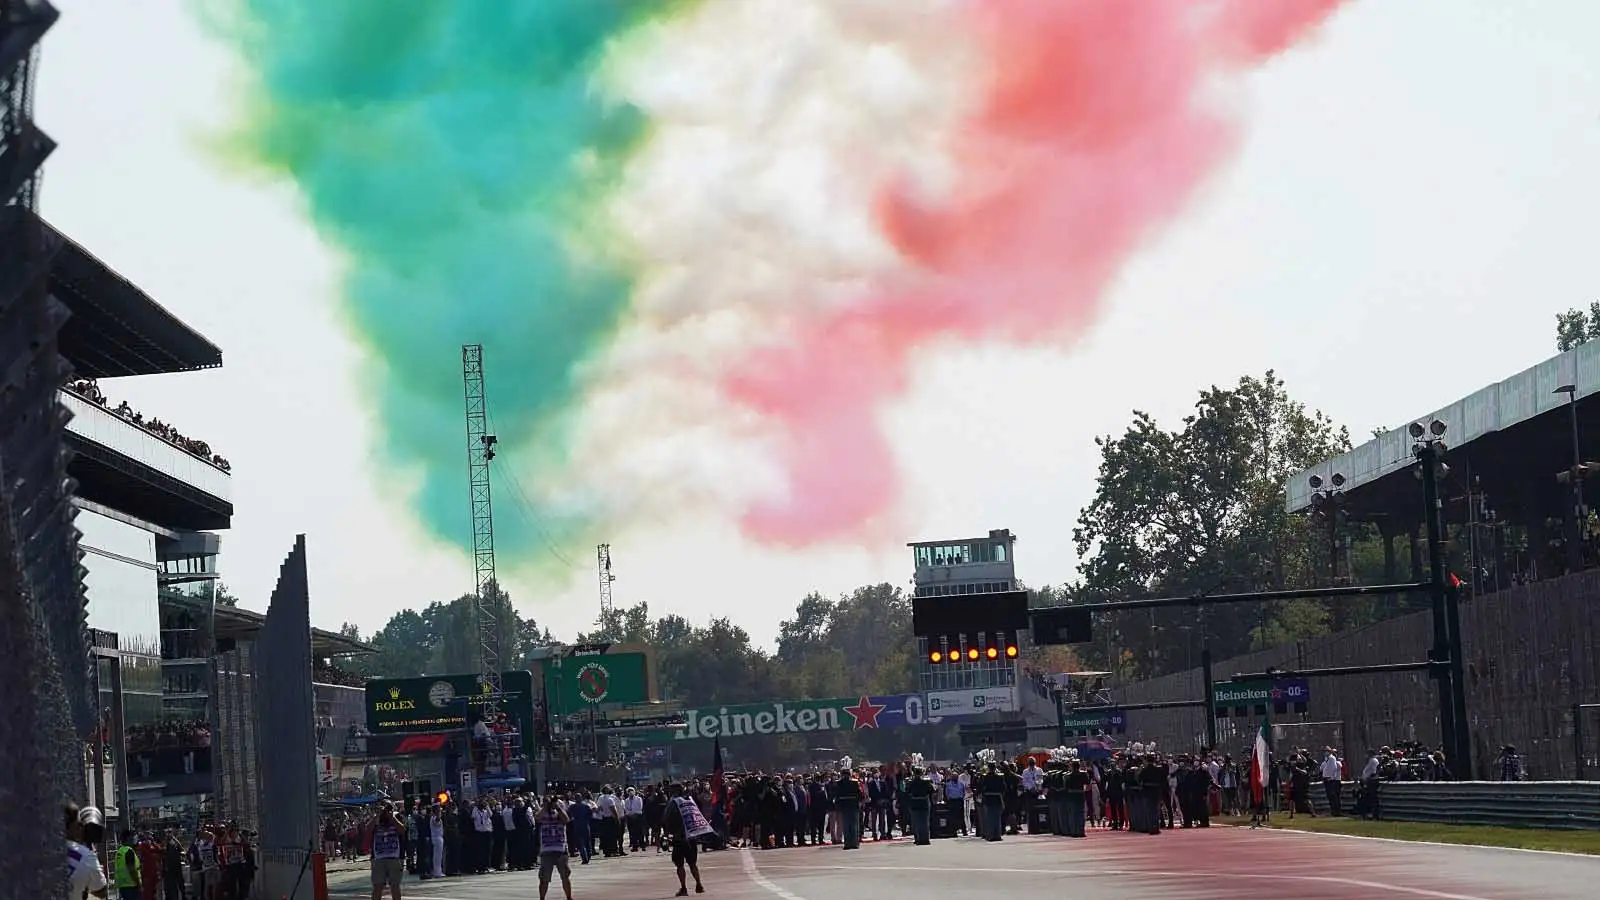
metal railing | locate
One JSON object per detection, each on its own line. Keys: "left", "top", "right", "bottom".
{"left": 1296, "top": 780, "right": 1600, "bottom": 831}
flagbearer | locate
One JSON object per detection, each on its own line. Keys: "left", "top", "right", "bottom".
{"left": 1248, "top": 721, "right": 1273, "bottom": 828}
{"left": 903, "top": 760, "right": 935, "bottom": 845}
{"left": 664, "top": 783, "right": 711, "bottom": 896}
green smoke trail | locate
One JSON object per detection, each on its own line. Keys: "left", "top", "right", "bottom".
{"left": 201, "top": 0, "right": 689, "bottom": 559}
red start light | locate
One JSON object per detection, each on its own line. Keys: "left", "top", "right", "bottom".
{"left": 985, "top": 647, "right": 999, "bottom": 659}
{"left": 929, "top": 651, "right": 943, "bottom": 663}
{"left": 967, "top": 648, "right": 980, "bottom": 661}
{"left": 1005, "top": 645, "right": 1019, "bottom": 658}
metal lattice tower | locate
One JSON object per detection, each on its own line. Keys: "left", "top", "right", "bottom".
{"left": 597, "top": 543, "right": 614, "bottom": 619}
{"left": 462, "top": 344, "right": 501, "bottom": 712}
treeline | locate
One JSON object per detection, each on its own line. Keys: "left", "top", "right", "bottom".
{"left": 338, "top": 371, "right": 1458, "bottom": 758}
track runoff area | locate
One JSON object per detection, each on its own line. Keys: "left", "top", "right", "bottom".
{"left": 328, "top": 826, "right": 1600, "bottom": 900}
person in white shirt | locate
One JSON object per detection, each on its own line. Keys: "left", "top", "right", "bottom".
{"left": 1021, "top": 760, "right": 1043, "bottom": 794}
{"left": 595, "top": 788, "right": 624, "bottom": 857}
{"left": 1319, "top": 749, "right": 1344, "bottom": 816}
{"left": 67, "top": 803, "right": 109, "bottom": 900}
{"left": 472, "top": 801, "right": 494, "bottom": 874}
{"left": 623, "top": 787, "right": 647, "bottom": 851}
{"left": 429, "top": 808, "right": 445, "bottom": 880}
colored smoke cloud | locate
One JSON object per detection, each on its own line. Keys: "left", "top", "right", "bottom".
{"left": 723, "top": 0, "right": 1348, "bottom": 543}
{"left": 201, "top": 0, "right": 1346, "bottom": 564}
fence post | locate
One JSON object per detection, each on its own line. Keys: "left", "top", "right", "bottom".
{"left": 1576, "top": 704, "right": 1586, "bottom": 781}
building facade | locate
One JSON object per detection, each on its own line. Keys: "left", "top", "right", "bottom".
{"left": 49, "top": 220, "right": 232, "bottom": 830}
{"left": 909, "top": 529, "right": 1022, "bottom": 694}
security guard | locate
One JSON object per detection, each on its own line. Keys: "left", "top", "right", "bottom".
{"left": 112, "top": 831, "right": 141, "bottom": 900}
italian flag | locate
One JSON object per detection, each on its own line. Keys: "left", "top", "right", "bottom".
{"left": 1249, "top": 722, "right": 1271, "bottom": 808}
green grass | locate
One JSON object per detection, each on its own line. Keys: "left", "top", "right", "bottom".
{"left": 1215, "top": 814, "right": 1600, "bottom": 855}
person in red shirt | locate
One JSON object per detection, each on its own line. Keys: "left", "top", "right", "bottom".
{"left": 137, "top": 832, "right": 164, "bottom": 900}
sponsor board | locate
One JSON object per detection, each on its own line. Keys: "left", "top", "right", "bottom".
{"left": 925, "top": 687, "right": 1018, "bottom": 717}
{"left": 364, "top": 671, "right": 536, "bottom": 734}
{"left": 1211, "top": 678, "right": 1311, "bottom": 707}
{"left": 537, "top": 650, "right": 652, "bottom": 712}
{"left": 621, "top": 693, "right": 943, "bottom": 744}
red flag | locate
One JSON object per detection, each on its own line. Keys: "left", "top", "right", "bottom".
{"left": 710, "top": 737, "right": 725, "bottom": 810}
{"left": 1449, "top": 572, "right": 1464, "bottom": 589}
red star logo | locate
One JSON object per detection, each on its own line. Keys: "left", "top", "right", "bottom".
{"left": 844, "top": 696, "right": 886, "bottom": 729}
{"left": 1269, "top": 687, "right": 1284, "bottom": 700}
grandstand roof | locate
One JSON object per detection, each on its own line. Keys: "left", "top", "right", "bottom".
{"left": 1287, "top": 340, "right": 1600, "bottom": 518}
{"left": 213, "top": 603, "right": 376, "bottom": 657}
{"left": 39, "top": 214, "right": 223, "bottom": 378}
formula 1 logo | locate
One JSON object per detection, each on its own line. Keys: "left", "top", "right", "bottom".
{"left": 394, "top": 734, "right": 448, "bottom": 754}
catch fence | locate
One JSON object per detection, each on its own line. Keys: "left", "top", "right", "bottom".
{"left": 1109, "top": 569, "right": 1600, "bottom": 779}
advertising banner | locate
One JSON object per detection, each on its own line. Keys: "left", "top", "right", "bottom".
{"left": 364, "top": 670, "right": 537, "bottom": 734}
{"left": 925, "top": 687, "right": 1019, "bottom": 717}
{"left": 1211, "top": 678, "right": 1311, "bottom": 709}
{"left": 538, "top": 651, "right": 652, "bottom": 712}
{"left": 622, "top": 693, "right": 944, "bottom": 744}
{"left": 1059, "top": 709, "right": 1127, "bottom": 736}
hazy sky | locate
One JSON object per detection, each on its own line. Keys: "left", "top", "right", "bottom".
{"left": 34, "top": 1, "right": 1600, "bottom": 648}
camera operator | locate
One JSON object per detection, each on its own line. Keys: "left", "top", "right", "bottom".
{"left": 535, "top": 794, "right": 573, "bottom": 900}
{"left": 369, "top": 801, "right": 406, "bottom": 900}
{"left": 67, "top": 802, "right": 109, "bottom": 900}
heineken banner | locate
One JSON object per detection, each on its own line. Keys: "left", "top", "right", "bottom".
{"left": 623, "top": 693, "right": 942, "bottom": 744}
{"left": 1211, "top": 678, "right": 1310, "bottom": 717}
{"left": 1059, "top": 709, "right": 1127, "bottom": 736}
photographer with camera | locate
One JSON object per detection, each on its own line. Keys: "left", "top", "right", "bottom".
{"left": 536, "top": 794, "right": 573, "bottom": 900}
{"left": 369, "top": 801, "right": 406, "bottom": 900}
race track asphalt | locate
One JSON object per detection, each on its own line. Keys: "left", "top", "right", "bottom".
{"left": 327, "top": 826, "right": 1600, "bottom": 900}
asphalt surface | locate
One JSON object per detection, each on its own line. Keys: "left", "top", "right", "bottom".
{"left": 328, "top": 828, "right": 1600, "bottom": 900}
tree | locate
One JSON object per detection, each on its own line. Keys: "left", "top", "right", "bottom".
{"left": 214, "top": 583, "right": 239, "bottom": 607}
{"left": 1071, "top": 371, "right": 1356, "bottom": 676}
{"left": 359, "top": 582, "right": 547, "bottom": 679}
{"left": 1556, "top": 302, "right": 1600, "bottom": 352}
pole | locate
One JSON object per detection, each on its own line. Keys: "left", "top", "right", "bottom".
{"left": 1569, "top": 395, "right": 1585, "bottom": 572}
{"left": 1418, "top": 443, "right": 1460, "bottom": 772}
{"left": 1575, "top": 704, "right": 1586, "bottom": 781}
{"left": 1055, "top": 687, "right": 1067, "bottom": 748}
{"left": 1202, "top": 645, "right": 1217, "bottom": 750}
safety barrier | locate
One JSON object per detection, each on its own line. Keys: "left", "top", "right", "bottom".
{"left": 1300, "top": 780, "right": 1600, "bottom": 830}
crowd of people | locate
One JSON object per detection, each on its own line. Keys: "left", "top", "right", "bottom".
{"left": 66, "top": 378, "right": 231, "bottom": 472}
{"left": 126, "top": 719, "right": 212, "bottom": 753}
{"left": 332, "top": 781, "right": 714, "bottom": 900}
{"left": 64, "top": 801, "right": 258, "bottom": 900}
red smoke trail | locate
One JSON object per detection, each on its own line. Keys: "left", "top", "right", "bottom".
{"left": 725, "top": 0, "right": 1347, "bottom": 545}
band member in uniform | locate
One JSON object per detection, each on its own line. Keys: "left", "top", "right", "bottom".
{"left": 903, "top": 765, "right": 935, "bottom": 845}
{"left": 1063, "top": 760, "right": 1090, "bottom": 837}
{"left": 977, "top": 761, "right": 1007, "bottom": 842}
{"left": 832, "top": 764, "right": 863, "bottom": 850}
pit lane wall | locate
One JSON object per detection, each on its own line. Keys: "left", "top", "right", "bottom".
{"left": 1105, "top": 569, "right": 1600, "bottom": 781}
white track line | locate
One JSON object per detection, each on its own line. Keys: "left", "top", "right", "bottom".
{"left": 750, "top": 862, "right": 1498, "bottom": 900}
{"left": 741, "top": 849, "right": 806, "bottom": 900}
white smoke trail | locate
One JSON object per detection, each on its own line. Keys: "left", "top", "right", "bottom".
{"left": 526, "top": 0, "right": 986, "bottom": 530}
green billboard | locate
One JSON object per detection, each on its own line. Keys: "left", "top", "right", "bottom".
{"left": 538, "top": 650, "right": 652, "bottom": 714}
{"left": 365, "top": 670, "right": 536, "bottom": 734}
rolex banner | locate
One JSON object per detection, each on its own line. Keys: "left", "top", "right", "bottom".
{"left": 365, "top": 672, "right": 537, "bottom": 734}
